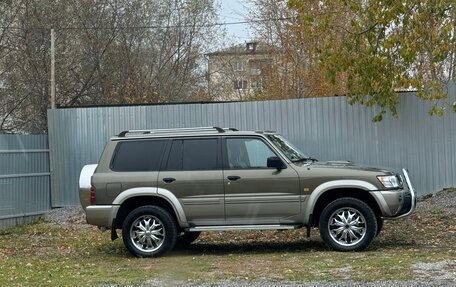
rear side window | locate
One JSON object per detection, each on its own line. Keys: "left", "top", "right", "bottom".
{"left": 111, "top": 140, "right": 166, "bottom": 171}
{"left": 165, "top": 138, "right": 218, "bottom": 170}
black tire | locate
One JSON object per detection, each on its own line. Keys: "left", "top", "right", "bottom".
{"left": 176, "top": 231, "right": 201, "bottom": 247}
{"left": 319, "top": 197, "right": 377, "bottom": 252}
{"left": 122, "top": 205, "right": 177, "bottom": 257}
{"left": 376, "top": 218, "right": 384, "bottom": 236}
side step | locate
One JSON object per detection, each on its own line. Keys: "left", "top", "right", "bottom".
{"left": 187, "top": 224, "right": 301, "bottom": 232}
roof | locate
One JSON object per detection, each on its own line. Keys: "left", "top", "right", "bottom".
{"left": 111, "top": 127, "right": 277, "bottom": 140}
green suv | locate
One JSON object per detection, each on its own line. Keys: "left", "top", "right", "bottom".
{"left": 79, "top": 127, "right": 416, "bottom": 257}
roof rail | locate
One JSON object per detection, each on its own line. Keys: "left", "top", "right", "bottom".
{"left": 255, "top": 130, "right": 276, "bottom": 134}
{"left": 117, "top": 127, "right": 237, "bottom": 137}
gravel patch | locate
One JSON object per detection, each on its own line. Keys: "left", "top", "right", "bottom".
{"left": 189, "top": 280, "right": 455, "bottom": 287}
{"left": 43, "top": 207, "right": 88, "bottom": 228}
{"left": 413, "top": 260, "right": 456, "bottom": 281}
{"left": 104, "top": 279, "right": 456, "bottom": 287}
{"left": 417, "top": 189, "right": 456, "bottom": 217}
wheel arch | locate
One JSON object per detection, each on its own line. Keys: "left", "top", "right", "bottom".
{"left": 305, "top": 180, "right": 382, "bottom": 227}
{"left": 112, "top": 187, "right": 188, "bottom": 229}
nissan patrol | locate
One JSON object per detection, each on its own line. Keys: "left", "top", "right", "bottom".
{"left": 79, "top": 127, "right": 416, "bottom": 257}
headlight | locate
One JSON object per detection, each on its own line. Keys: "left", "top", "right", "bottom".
{"left": 377, "top": 175, "right": 400, "bottom": 188}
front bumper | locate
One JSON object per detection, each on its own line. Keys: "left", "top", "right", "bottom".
{"left": 394, "top": 168, "right": 417, "bottom": 219}
{"left": 85, "top": 205, "right": 119, "bottom": 228}
{"left": 370, "top": 168, "right": 416, "bottom": 218}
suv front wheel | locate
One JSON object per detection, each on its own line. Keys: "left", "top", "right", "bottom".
{"left": 122, "top": 206, "right": 178, "bottom": 257}
{"left": 319, "top": 198, "right": 377, "bottom": 251}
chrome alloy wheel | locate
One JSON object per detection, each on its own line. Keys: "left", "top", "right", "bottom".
{"left": 130, "top": 215, "right": 165, "bottom": 253}
{"left": 328, "top": 207, "right": 367, "bottom": 246}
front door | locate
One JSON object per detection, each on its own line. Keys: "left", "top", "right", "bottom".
{"left": 223, "top": 136, "right": 300, "bottom": 224}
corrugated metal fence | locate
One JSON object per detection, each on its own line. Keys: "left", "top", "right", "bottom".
{"left": 0, "top": 135, "right": 50, "bottom": 229}
{"left": 48, "top": 84, "right": 456, "bottom": 206}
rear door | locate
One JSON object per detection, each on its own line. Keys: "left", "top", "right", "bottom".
{"left": 92, "top": 139, "right": 168, "bottom": 204}
{"left": 223, "top": 136, "right": 300, "bottom": 224}
{"left": 158, "top": 137, "right": 225, "bottom": 225}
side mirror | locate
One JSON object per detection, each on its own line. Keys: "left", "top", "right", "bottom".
{"left": 267, "top": 156, "right": 286, "bottom": 170}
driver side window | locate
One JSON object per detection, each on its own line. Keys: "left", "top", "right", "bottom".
{"left": 226, "top": 138, "right": 276, "bottom": 169}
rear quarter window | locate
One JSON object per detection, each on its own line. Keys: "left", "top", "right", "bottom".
{"left": 110, "top": 140, "right": 166, "bottom": 171}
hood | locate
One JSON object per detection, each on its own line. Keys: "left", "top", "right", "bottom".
{"left": 313, "top": 161, "right": 393, "bottom": 173}
{"left": 293, "top": 160, "right": 395, "bottom": 175}
{"left": 291, "top": 160, "right": 396, "bottom": 191}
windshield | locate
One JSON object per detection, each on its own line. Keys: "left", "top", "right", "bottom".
{"left": 266, "top": 134, "right": 309, "bottom": 162}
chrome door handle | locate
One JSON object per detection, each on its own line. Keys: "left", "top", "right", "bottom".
{"left": 162, "top": 178, "right": 176, "bottom": 183}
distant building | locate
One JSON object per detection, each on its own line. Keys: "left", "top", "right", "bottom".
{"left": 206, "top": 41, "right": 274, "bottom": 100}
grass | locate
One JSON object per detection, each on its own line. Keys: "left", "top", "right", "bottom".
{"left": 0, "top": 190, "right": 455, "bottom": 286}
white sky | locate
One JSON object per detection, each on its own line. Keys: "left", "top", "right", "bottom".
{"left": 217, "top": 0, "right": 253, "bottom": 43}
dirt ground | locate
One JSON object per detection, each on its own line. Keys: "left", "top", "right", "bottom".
{"left": 34, "top": 189, "right": 456, "bottom": 287}
{"left": 0, "top": 189, "right": 454, "bottom": 286}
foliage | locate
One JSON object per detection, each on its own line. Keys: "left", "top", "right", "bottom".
{"left": 248, "top": 0, "right": 347, "bottom": 100}
{"left": 0, "top": 0, "right": 220, "bottom": 133}
{"left": 288, "top": 0, "right": 456, "bottom": 120}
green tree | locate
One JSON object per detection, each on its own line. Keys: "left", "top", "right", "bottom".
{"left": 289, "top": 0, "right": 456, "bottom": 121}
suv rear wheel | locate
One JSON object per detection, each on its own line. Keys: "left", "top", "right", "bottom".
{"left": 319, "top": 197, "right": 377, "bottom": 251}
{"left": 122, "top": 206, "right": 177, "bottom": 257}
